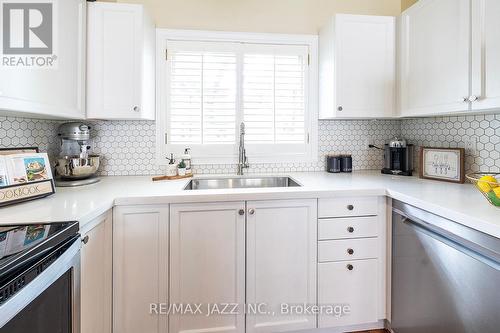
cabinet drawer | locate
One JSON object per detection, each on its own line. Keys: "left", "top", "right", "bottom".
{"left": 318, "top": 197, "right": 378, "bottom": 218}
{"left": 318, "top": 238, "right": 378, "bottom": 262}
{"left": 318, "top": 259, "right": 378, "bottom": 327}
{"left": 318, "top": 216, "right": 378, "bottom": 240}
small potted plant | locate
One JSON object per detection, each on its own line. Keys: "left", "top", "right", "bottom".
{"left": 177, "top": 160, "right": 187, "bottom": 176}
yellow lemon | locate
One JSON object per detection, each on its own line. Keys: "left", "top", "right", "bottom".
{"left": 494, "top": 187, "right": 500, "bottom": 199}
{"left": 477, "top": 175, "right": 498, "bottom": 193}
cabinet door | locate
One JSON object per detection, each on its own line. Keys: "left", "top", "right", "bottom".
{"left": 400, "top": 0, "right": 470, "bottom": 116}
{"left": 81, "top": 211, "right": 112, "bottom": 333}
{"left": 471, "top": 0, "right": 500, "bottom": 111}
{"left": 0, "top": 0, "right": 85, "bottom": 119}
{"left": 86, "top": 3, "right": 146, "bottom": 119}
{"left": 113, "top": 205, "right": 169, "bottom": 333}
{"left": 246, "top": 199, "right": 317, "bottom": 333}
{"left": 318, "top": 259, "right": 379, "bottom": 328}
{"left": 170, "top": 202, "right": 246, "bottom": 333}
{"left": 335, "top": 15, "right": 395, "bottom": 118}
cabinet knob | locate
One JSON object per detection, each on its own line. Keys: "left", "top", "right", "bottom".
{"left": 248, "top": 208, "right": 255, "bottom": 215}
{"left": 347, "top": 248, "right": 354, "bottom": 255}
{"left": 347, "top": 204, "right": 354, "bottom": 211}
{"left": 337, "top": 106, "right": 343, "bottom": 111}
{"left": 133, "top": 106, "right": 140, "bottom": 112}
{"left": 468, "top": 95, "right": 479, "bottom": 102}
{"left": 347, "top": 226, "right": 354, "bottom": 233}
{"left": 82, "top": 235, "right": 89, "bottom": 244}
{"left": 347, "top": 264, "right": 354, "bottom": 271}
{"left": 238, "top": 209, "right": 245, "bottom": 216}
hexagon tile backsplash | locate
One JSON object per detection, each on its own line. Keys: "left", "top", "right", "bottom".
{"left": 1, "top": 113, "right": 499, "bottom": 176}
{"left": 402, "top": 113, "right": 500, "bottom": 174}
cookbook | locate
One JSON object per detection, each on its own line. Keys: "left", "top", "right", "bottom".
{"left": 0, "top": 153, "right": 52, "bottom": 187}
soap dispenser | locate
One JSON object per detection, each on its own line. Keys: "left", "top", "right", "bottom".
{"left": 182, "top": 148, "right": 192, "bottom": 175}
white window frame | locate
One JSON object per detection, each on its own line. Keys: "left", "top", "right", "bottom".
{"left": 156, "top": 29, "right": 318, "bottom": 165}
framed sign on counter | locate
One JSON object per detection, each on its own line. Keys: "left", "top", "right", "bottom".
{"left": 419, "top": 147, "right": 465, "bottom": 184}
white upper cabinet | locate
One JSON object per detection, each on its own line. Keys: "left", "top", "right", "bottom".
{"left": 0, "top": 0, "right": 86, "bottom": 119}
{"left": 86, "top": 2, "right": 155, "bottom": 120}
{"left": 399, "top": 0, "right": 471, "bottom": 116}
{"left": 319, "top": 14, "right": 396, "bottom": 119}
{"left": 471, "top": 0, "right": 500, "bottom": 111}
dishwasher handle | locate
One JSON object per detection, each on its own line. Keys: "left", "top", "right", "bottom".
{"left": 395, "top": 209, "right": 500, "bottom": 269}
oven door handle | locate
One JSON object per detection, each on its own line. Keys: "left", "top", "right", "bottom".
{"left": 0, "top": 237, "right": 81, "bottom": 329}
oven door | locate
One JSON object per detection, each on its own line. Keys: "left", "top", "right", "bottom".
{"left": 0, "top": 237, "right": 80, "bottom": 333}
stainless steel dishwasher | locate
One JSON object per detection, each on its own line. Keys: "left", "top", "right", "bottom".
{"left": 391, "top": 200, "right": 500, "bottom": 333}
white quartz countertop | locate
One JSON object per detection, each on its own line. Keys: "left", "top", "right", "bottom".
{"left": 0, "top": 171, "right": 498, "bottom": 238}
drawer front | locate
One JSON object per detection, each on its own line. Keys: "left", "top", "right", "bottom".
{"left": 318, "top": 216, "right": 379, "bottom": 240}
{"left": 318, "top": 259, "right": 378, "bottom": 327}
{"left": 318, "top": 197, "right": 378, "bottom": 218}
{"left": 318, "top": 238, "right": 378, "bottom": 262}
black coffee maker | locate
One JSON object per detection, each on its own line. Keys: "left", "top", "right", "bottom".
{"left": 373, "top": 137, "right": 414, "bottom": 176}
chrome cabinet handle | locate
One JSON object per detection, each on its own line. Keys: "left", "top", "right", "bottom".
{"left": 248, "top": 208, "right": 255, "bottom": 215}
{"left": 468, "top": 95, "right": 479, "bottom": 102}
{"left": 238, "top": 209, "right": 245, "bottom": 216}
{"left": 347, "top": 226, "right": 354, "bottom": 233}
{"left": 82, "top": 235, "right": 89, "bottom": 244}
{"left": 347, "top": 264, "right": 354, "bottom": 271}
{"left": 133, "top": 106, "right": 140, "bottom": 112}
{"left": 347, "top": 204, "right": 354, "bottom": 211}
{"left": 347, "top": 248, "right": 354, "bottom": 255}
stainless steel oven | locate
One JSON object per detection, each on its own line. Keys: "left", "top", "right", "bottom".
{"left": 391, "top": 200, "right": 500, "bottom": 333}
{"left": 0, "top": 221, "right": 80, "bottom": 333}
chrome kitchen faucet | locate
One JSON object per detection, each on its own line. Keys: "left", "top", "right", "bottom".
{"left": 237, "top": 122, "right": 249, "bottom": 175}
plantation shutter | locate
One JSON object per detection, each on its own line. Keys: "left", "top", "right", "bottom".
{"left": 167, "top": 41, "right": 237, "bottom": 145}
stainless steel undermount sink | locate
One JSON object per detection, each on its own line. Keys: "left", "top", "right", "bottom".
{"left": 184, "top": 176, "right": 301, "bottom": 190}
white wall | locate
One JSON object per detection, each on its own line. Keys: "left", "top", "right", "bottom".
{"left": 117, "top": 0, "right": 401, "bottom": 34}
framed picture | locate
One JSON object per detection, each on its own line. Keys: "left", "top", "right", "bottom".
{"left": 419, "top": 147, "right": 465, "bottom": 183}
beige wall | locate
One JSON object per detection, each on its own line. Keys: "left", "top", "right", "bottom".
{"left": 401, "top": 0, "right": 418, "bottom": 11}
{"left": 117, "top": 0, "right": 401, "bottom": 34}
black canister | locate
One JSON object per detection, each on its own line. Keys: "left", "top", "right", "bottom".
{"left": 327, "top": 155, "right": 342, "bottom": 173}
{"left": 341, "top": 155, "right": 352, "bottom": 172}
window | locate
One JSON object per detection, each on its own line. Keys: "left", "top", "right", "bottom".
{"left": 157, "top": 31, "right": 318, "bottom": 164}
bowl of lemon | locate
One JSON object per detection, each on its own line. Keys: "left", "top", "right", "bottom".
{"left": 466, "top": 173, "right": 500, "bottom": 207}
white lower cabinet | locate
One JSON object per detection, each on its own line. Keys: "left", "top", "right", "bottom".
{"left": 80, "top": 211, "right": 113, "bottom": 333}
{"left": 169, "top": 202, "right": 246, "bottom": 333}
{"left": 318, "top": 259, "right": 379, "bottom": 327}
{"left": 113, "top": 205, "right": 169, "bottom": 333}
{"left": 246, "top": 199, "right": 317, "bottom": 333}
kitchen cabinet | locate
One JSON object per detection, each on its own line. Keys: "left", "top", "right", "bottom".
{"left": 246, "top": 199, "right": 317, "bottom": 333}
{"left": 80, "top": 211, "right": 113, "bottom": 333}
{"left": 471, "top": 0, "right": 500, "bottom": 111}
{"left": 113, "top": 205, "right": 169, "bottom": 333}
{"left": 318, "top": 260, "right": 379, "bottom": 327}
{"left": 319, "top": 14, "right": 395, "bottom": 119}
{"left": 317, "top": 196, "right": 386, "bottom": 330}
{"left": 399, "top": 0, "right": 470, "bottom": 116}
{"left": 169, "top": 202, "right": 246, "bottom": 333}
{"left": 399, "top": 0, "right": 500, "bottom": 116}
{"left": 0, "top": 0, "right": 85, "bottom": 119}
{"left": 86, "top": 2, "right": 155, "bottom": 120}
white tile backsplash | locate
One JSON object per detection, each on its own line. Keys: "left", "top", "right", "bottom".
{"left": 1, "top": 113, "right": 499, "bottom": 176}
{"left": 401, "top": 113, "right": 500, "bottom": 173}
